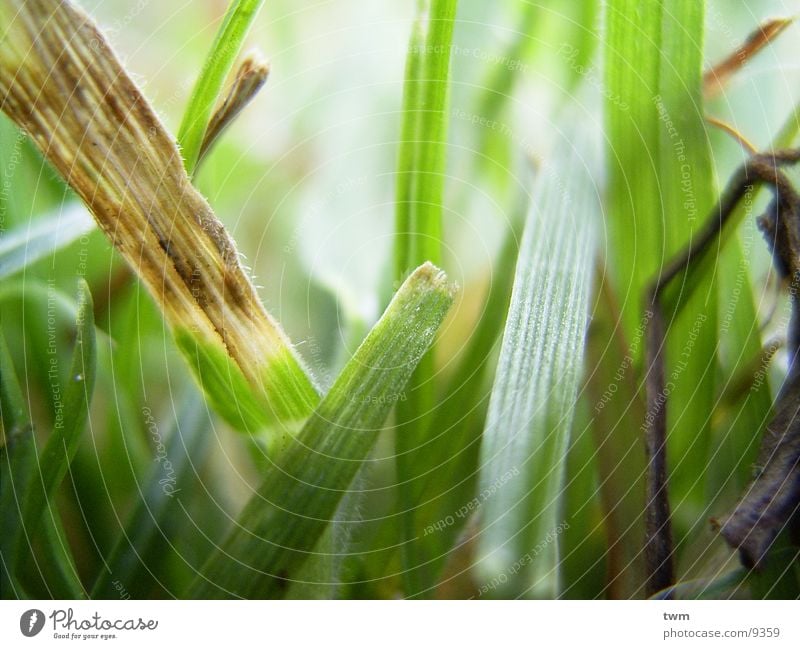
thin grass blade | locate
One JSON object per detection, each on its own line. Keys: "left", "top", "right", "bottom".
{"left": 16, "top": 281, "right": 95, "bottom": 568}
{"left": 177, "top": 0, "right": 265, "bottom": 175}
{"left": 392, "top": 0, "right": 459, "bottom": 596}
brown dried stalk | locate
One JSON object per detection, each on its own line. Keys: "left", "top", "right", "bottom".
{"left": 703, "top": 17, "right": 794, "bottom": 100}
{"left": 0, "top": 0, "right": 318, "bottom": 433}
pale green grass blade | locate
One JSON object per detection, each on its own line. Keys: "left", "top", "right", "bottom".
{"left": 177, "top": 0, "right": 265, "bottom": 175}
{"left": 474, "top": 114, "right": 599, "bottom": 598}
{"left": 189, "top": 263, "right": 456, "bottom": 598}
{"left": 0, "top": 204, "right": 94, "bottom": 279}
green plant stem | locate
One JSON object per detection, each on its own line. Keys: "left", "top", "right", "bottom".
{"left": 177, "top": 0, "right": 265, "bottom": 175}
{"left": 393, "top": 0, "right": 458, "bottom": 598}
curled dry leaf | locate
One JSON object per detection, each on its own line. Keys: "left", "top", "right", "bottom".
{"left": 715, "top": 370, "right": 800, "bottom": 568}
{"left": 197, "top": 52, "right": 270, "bottom": 165}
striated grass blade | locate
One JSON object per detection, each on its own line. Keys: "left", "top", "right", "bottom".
{"left": 474, "top": 111, "right": 599, "bottom": 598}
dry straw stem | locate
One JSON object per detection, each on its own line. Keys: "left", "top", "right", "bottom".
{"left": 0, "top": 0, "right": 318, "bottom": 436}
{"left": 703, "top": 16, "right": 793, "bottom": 100}
{"left": 197, "top": 52, "right": 269, "bottom": 165}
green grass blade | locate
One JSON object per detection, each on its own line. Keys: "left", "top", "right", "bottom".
{"left": 393, "top": 0, "right": 457, "bottom": 280}
{"left": 604, "top": 0, "right": 717, "bottom": 540}
{"left": 189, "top": 263, "right": 456, "bottom": 598}
{"left": 393, "top": 0, "right": 458, "bottom": 596}
{"left": 16, "top": 281, "right": 95, "bottom": 576}
{"left": 1, "top": 281, "right": 94, "bottom": 598}
{"left": 656, "top": 2, "right": 718, "bottom": 524}
{"left": 603, "top": 1, "right": 663, "bottom": 339}
{"left": 177, "top": 0, "right": 265, "bottom": 175}
{"left": 91, "top": 389, "right": 213, "bottom": 598}
{"left": 0, "top": 319, "right": 28, "bottom": 433}
{"left": 35, "top": 513, "right": 85, "bottom": 598}
{"left": 0, "top": 329, "right": 34, "bottom": 598}
{"left": 584, "top": 276, "right": 648, "bottom": 598}
{"left": 0, "top": 204, "right": 94, "bottom": 280}
{"left": 474, "top": 114, "right": 599, "bottom": 598}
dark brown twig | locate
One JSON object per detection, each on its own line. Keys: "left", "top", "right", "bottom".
{"left": 643, "top": 149, "right": 800, "bottom": 595}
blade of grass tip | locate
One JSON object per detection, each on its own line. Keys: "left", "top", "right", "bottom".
{"left": 0, "top": 203, "right": 95, "bottom": 280}
{"left": 177, "top": 0, "right": 265, "bottom": 175}
{"left": 189, "top": 263, "right": 456, "bottom": 598}
{"left": 13, "top": 280, "right": 95, "bottom": 594}
{"left": 393, "top": 0, "right": 458, "bottom": 597}
{"left": 0, "top": 0, "right": 319, "bottom": 441}
{"left": 0, "top": 329, "right": 35, "bottom": 598}
{"left": 474, "top": 108, "right": 600, "bottom": 598}
{"left": 91, "top": 389, "right": 212, "bottom": 598}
